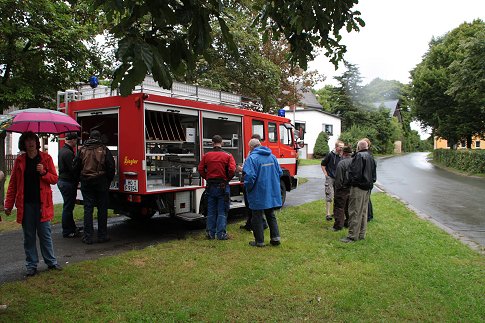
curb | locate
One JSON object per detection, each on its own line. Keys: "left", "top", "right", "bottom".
{"left": 374, "top": 182, "right": 484, "bottom": 255}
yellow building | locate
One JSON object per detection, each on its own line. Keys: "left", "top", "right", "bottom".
{"left": 434, "top": 136, "right": 485, "bottom": 149}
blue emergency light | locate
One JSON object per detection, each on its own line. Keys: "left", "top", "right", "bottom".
{"left": 277, "top": 109, "right": 285, "bottom": 117}
{"left": 89, "top": 76, "right": 99, "bottom": 89}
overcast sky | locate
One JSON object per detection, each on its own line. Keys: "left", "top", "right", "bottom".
{"left": 309, "top": 0, "right": 485, "bottom": 87}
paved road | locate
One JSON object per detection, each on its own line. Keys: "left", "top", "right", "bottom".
{"left": 376, "top": 152, "right": 485, "bottom": 249}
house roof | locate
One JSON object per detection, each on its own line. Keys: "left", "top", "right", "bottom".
{"left": 298, "top": 85, "right": 323, "bottom": 109}
{"left": 371, "top": 99, "right": 400, "bottom": 117}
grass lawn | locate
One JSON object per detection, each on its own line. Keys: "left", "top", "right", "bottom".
{"left": 298, "top": 158, "right": 322, "bottom": 166}
{"left": 0, "top": 193, "right": 483, "bottom": 321}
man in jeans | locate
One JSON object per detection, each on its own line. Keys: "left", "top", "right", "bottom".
{"left": 73, "top": 130, "right": 115, "bottom": 244}
{"left": 332, "top": 145, "right": 353, "bottom": 231}
{"left": 243, "top": 138, "right": 282, "bottom": 247}
{"left": 58, "top": 132, "right": 82, "bottom": 238}
{"left": 198, "top": 135, "right": 236, "bottom": 240}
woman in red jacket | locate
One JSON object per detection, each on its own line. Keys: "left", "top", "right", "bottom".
{"left": 4, "top": 131, "right": 62, "bottom": 277}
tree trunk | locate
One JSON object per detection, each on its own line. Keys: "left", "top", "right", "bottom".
{"left": 467, "top": 134, "right": 472, "bottom": 149}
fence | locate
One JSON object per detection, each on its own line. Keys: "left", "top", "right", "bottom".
{"left": 5, "top": 155, "right": 16, "bottom": 175}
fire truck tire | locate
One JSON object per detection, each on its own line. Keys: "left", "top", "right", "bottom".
{"left": 128, "top": 208, "right": 156, "bottom": 220}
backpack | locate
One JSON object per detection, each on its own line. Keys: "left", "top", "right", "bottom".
{"left": 79, "top": 145, "right": 107, "bottom": 179}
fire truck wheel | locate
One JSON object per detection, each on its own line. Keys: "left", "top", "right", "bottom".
{"left": 129, "top": 207, "right": 156, "bottom": 221}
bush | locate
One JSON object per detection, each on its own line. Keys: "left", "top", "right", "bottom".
{"left": 313, "top": 132, "right": 330, "bottom": 159}
{"left": 433, "top": 149, "right": 485, "bottom": 174}
{"left": 339, "top": 125, "right": 378, "bottom": 152}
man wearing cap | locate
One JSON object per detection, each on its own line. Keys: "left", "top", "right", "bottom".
{"left": 332, "top": 145, "right": 353, "bottom": 231}
{"left": 321, "top": 140, "right": 344, "bottom": 222}
{"left": 198, "top": 135, "right": 236, "bottom": 240}
{"left": 73, "top": 130, "right": 115, "bottom": 244}
{"left": 58, "top": 132, "right": 82, "bottom": 238}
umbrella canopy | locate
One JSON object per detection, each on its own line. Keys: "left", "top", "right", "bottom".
{"left": 6, "top": 108, "right": 80, "bottom": 134}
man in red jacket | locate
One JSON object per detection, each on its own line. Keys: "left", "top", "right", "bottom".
{"left": 198, "top": 135, "right": 236, "bottom": 240}
{"left": 4, "top": 131, "right": 61, "bottom": 277}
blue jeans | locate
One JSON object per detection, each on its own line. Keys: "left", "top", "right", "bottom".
{"left": 58, "top": 179, "right": 78, "bottom": 236}
{"left": 206, "top": 183, "right": 230, "bottom": 239}
{"left": 251, "top": 208, "right": 280, "bottom": 244}
{"left": 81, "top": 178, "right": 109, "bottom": 240}
{"left": 22, "top": 203, "right": 57, "bottom": 270}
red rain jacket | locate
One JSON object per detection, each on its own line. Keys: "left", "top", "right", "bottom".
{"left": 198, "top": 147, "right": 236, "bottom": 182}
{"left": 5, "top": 151, "right": 58, "bottom": 224}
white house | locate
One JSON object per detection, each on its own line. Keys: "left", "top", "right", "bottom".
{"left": 284, "top": 87, "right": 341, "bottom": 159}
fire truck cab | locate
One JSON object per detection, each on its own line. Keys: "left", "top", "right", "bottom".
{"left": 58, "top": 76, "right": 298, "bottom": 221}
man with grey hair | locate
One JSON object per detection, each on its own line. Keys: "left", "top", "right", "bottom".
{"left": 340, "top": 139, "right": 376, "bottom": 243}
{"left": 243, "top": 138, "right": 282, "bottom": 247}
{"left": 240, "top": 134, "right": 268, "bottom": 231}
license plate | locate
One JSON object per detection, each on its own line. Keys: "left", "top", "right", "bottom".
{"left": 124, "top": 179, "right": 138, "bottom": 192}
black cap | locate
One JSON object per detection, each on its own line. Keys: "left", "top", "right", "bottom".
{"left": 65, "top": 132, "right": 78, "bottom": 140}
{"left": 343, "top": 146, "right": 353, "bottom": 154}
{"left": 89, "top": 130, "right": 101, "bottom": 140}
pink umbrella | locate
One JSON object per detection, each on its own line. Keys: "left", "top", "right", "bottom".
{"left": 7, "top": 108, "right": 80, "bottom": 134}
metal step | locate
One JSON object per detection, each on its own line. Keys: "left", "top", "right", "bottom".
{"left": 229, "top": 200, "right": 246, "bottom": 209}
{"left": 175, "top": 212, "right": 205, "bottom": 222}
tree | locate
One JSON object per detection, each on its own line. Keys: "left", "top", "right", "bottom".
{"left": 313, "top": 131, "right": 330, "bottom": 159}
{"left": 411, "top": 19, "right": 485, "bottom": 148}
{"left": 0, "top": 0, "right": 111, "bottom": 112}
{"left": 94, "top": 0, "right": 365, "bottom": 95}
{"left": 331, "top": 62, "right": 369, "bottom": 131}
{"left": 181, "top": 4, "right": 282, "bottom": 111}
{"left": 361, "top": 78, "right": 403, "bottom": 102}
{"left": 339, "top": 125, "right": 377, "bottom": 152}
{"left": 314, "top": 85, "right": 339, "bottom": 112}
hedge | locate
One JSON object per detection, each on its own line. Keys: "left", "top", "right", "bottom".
{"left": 433, "top": 149, "right": 485, "bottom": 174}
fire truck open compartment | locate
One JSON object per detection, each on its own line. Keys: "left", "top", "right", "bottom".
{"left": 145, "top": 105, "right": 200, "bottom": 191}
{"left": 76, "top": 109, "right": 120, "bottom": 190}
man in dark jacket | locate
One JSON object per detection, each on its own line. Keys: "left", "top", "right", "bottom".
{"left": 341, "top": 139, "right": 376, "bottom": 243}
{"left": 332, "top": 145, "right": 353, "bottom": 231}
{"left": 243, "top": 138, "right": 282, "bottom": 247}
{"left": 73, "top": 130, "right": 115, "bottom": 244}
{"left": 58, "top": 132, "right": 82, "bottom": 238}
{"left": 198, "top": 135, "right": 236, "bottom": 240}
{"left": 321, "top": 140, "right": 344, "bottom": 221}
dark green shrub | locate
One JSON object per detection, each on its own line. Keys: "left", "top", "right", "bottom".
{"left": 313, "top": 132, "right": 330, "bottom": 159}
{"left": 433, "top": 149, "right": 485, "bottom": 174}
{"left": 339, "top": 125, "right": 378, "bottom": 152}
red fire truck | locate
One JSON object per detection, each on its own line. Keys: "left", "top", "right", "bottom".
{"left": 57, "top": 76, "right": 299, "bottom": 221}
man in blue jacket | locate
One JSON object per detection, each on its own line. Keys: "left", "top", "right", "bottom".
{"left": 243, "top": 138, "right": 282, "bottom": 247}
